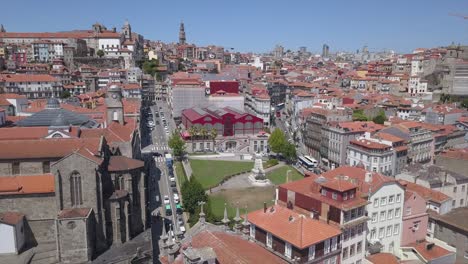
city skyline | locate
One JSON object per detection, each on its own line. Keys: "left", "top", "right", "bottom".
{"left": 1, "top": 0, "right": 467, "bottom": 53}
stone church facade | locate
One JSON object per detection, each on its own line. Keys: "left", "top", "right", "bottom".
{"left": 0, "top": 86, "right": 147, "bottom": 263}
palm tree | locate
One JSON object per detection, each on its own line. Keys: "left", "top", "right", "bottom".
{"left": 188, "top": 126, "right": 198, "bottom": 141}
{"left": 210, "top": 128, "right": 218, "bottom": 152}
{"left": 200, "top": 127, "right": 208, "bottom": 140}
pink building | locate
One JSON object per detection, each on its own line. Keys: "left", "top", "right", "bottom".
{"left": 401, "top": 190, "right": 428, "bottom": 246}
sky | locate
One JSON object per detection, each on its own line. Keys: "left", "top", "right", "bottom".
{"left": 1, "top": 0, "right": 467, "bottom": 54}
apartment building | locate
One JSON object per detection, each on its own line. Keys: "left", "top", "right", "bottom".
{"left": 304, "top": 108, "right": 352, "bottom": 163}
{"left": 347, "top": 138, "right": 394, "bottom": 176}
{"left": 245, "top": 84, "right": 271, "bottom": 127}
{"left": 1, "top": 74, "right": 63, "bottom": 99}
{"left": 321, "top": 167, "right": 405, "bottom": 256}
{"left": 248, "top": 204, "right": 342, "bottom": 263}
{"left": 171, "top": 80, "right": 208, "bottom": 118}
{"left": 278, "top": 174, "right": 369, "bottom": 264}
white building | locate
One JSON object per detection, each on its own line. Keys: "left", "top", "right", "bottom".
{"left": 2, "top": 74, "right": 63, "bottom": 99}
{"left": 208, "top": 92, "right": 244, "bottom": 111}
{"left": 0, "top": 212, "right": 26, "bottom": 254}
{"left": 347, "top": 135, "right": 395, "bottom": 176}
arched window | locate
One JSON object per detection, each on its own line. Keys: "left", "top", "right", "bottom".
{"left": 70, "top": 171, "right": 83, "bottom": 207}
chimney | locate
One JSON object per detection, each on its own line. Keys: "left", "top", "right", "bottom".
{"left": 264, "top": 202, "right": 267, "bottom": 213}
{"left": 365, "top": 172, "right": 372, "bottom": 183}
{"left": 426, "top": 243, "right": 435, "bottom": 251}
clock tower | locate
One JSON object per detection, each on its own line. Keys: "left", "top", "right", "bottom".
{"left": 106, "top": 85, "right": 124, "bottom": 125}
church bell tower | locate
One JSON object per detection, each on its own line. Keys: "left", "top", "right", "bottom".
{"left": 105, "top": 85, "right": 124, "bottom": 125}
{"left": 178, "top": 21, "right": 186, "bottom": 45}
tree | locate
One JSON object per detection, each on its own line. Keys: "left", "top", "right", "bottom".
{"left": 181, "top": 177, "right": 207, "bottom": 215}
{"left": 96, "top": 49, "right": 105, "bottom": 58}
{"left": 268, "top": 128, "right": 286, "bottom": 154}
{"left": 142, "top": 59, "right": 159, "bottom": 76}
{"left": 282, "top": 142, "right": 297, "bottom": 163}
{"left": 462, "top": 98, "right": 468, "bottom": 109}
{"left": 60, "top": 90, "right": 71, "bottom": 99}
{"left": 210, "top": 128, "right": 218, "bottom": 151}
{"left": 352, "top": 109, "right": 368, "bottom": 121}
{"left": 199, "top": 127, "right": 208, "bottom": 140}
{"left": 168, "top": 130, "right": 186, "bottom": 159}
{"left": 188, "top": 126, "right": 198, "bottom": 141}
{"left": 372, "top": 110, "right": 387, "bottom": 125}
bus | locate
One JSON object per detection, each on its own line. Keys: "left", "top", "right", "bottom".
{"left": 298, "top": 155, "right": 319, "bottom": 171}
{"left": 165, "top": 153, "right": 173, "bottom": 167}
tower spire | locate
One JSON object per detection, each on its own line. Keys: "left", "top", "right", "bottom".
{"left": 178, "top": 21, "right": 186, "bottom": 45}
{"left": 0, "top": 24, "right": 5, "bottom": 33}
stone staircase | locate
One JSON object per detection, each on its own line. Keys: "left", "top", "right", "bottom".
{"left": 29, "top": 242, "right": 58, "bottom": 264}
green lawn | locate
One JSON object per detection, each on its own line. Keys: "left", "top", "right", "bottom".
{"left": 208, "top": 186, "right": 276, "bottom": 220}
{"left": 267, "top": 165, "right": 303, "bottom": 185}
{"left": 175, "top": 161, "right": 187, "bottom": 186}
{"left": 190, "top": 159, "right": 253, "bottom": 189}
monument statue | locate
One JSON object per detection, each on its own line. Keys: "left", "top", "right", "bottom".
{"left": 251, "top": 152, "right": 266, "bottom": 180}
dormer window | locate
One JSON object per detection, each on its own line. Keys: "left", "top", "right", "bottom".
{"left": 332, "top": 192, "right": 338, "bottom": 200}
{"left": 321, "top": 188, "right": 327, "bottom": 196}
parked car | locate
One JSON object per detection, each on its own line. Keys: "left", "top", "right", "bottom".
{"left": 173, "top": 193, "right": 179, "bottom": 203}
{"left": 165, "top": 205, "right": 172, "bottom": 216}
{"left": 178, "top": 217, "right": 185, "bottom": 233}
{"left": 163, "top": 195, "right": 170, "bottom": 205}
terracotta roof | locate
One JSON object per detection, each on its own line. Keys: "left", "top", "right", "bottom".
{"left": 57, "top": 208, "right": 92, "bottom": 219}
{"left": 350, "top": 139, "right": 391, "bottom": 150}
{"left": 322, "top": 166, "right": 397, "bottom": 195}
{"left": 405, "top": 242, "right": 453, "bottom": 262}
{"left": 0, "top": 137, "right": 101, "bottom": 160}
{"left": 0, "top": 212, "right": 25, "bottom": 225}
{"left": 398, "top": 180, "right": 451, "bottom": 204}
{"left": 374, "top": 132, "right": 405, "bottom": 143}
{"left": 0, "top": 93, "right": 27, "bottom": 99}
{"left": 439, "top": 148, "right": 468, "bottom": 161}
{"left": 0, "top": 30, "right": 120, "bottom": 39}
{"left": 366, "top": 253, "right": 400, "bottom": 264}
{"left": 108, "top": 156, "right": 144, "bottom": 172}
{"left": 0, "top": 74, "right": 58, "bottom": 82}
{"left": 321, "top": 178, "right": 357, "bottom": 192}
{"left": 169, "top": 230, "right": 286, "bottom": 264}
{"left": 280, "top": 176, "right": 369, "bottom": 211}
{"left": 0, "top": 174, "right": 55, "bottom": 195}
{"left": 248, "top": 205, "right": 341, "bottom": 249}
{"left": 0, "top": 126, "right": 80, "bottom": 140}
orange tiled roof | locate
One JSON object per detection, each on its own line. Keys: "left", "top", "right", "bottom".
{"left": 439, "top": 148, "right": 468, "bottom": 161}
{"left": 322, "top": 166, "right": 397, "bottom": 195}
{"left": 0, "top": 212, "right": 25, "bottom": 225}
{"left": 406, "top": 242, "right": 453, "bottom": 261}
{"left": 248, "top": 205, "right": 341, "bottom": 249}
{"left": 167, "top": 230, "right": 286, "bottom": 264}
{"left": 0, "top": 74, "right": 58, "bottom": 82}
{"left": 366, "top": 253, "right": 400, "bottom": 264}
{"left": 321, "top": 178, "right": 357, "bottom": 192}
{"left": 0, "top": 174, "right": 55, "bottom": 195}
{"left": 398, "top": 180, "right": 451, "bottom": 204}
{"left": 350, "top": 139, "right": 391, "bottom": 150}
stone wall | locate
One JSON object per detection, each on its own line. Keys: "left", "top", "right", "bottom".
{"left": 0, "top": 194, "right": 57, "bottom": 220}
{"left": 73, "top": 57, "right": 124, "bottom": 70}
{"left": 57, "top": 215, "right": 94, "bottom": 263}
{"left": 28, "top": 219, "right": 56, "bottom": 243}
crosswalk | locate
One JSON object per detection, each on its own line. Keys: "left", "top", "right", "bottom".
{"left": 155, "top": 156, "right": 166, "bottom": 163}
{"left": 151, "top": 144, "right": 170, "bottom": 152}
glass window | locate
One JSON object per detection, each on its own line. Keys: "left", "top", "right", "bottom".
{"left": 371, "top": 228, "right": 376, "bottom": 239}
{"left": 324, "top": 239, "right": 330, "bottom": 254}
{"left": 42, "top": 161, "right": 50, "bottom": 173}
{"left": 308, "top": 245, "right": 315, "bottom": 260}
{"left": 379, "top": 227, "right": 385, "bottom": 238}
{"left": 452, "top": 200, "right": 456, "bottom": 207}
{"left": 350, "top": 244, "right": 355, "bottom": 256}
{"left": 12, "top": 162, "right": 20, "bottom": 175}
{"left": 454, "top": 186, "right": 457, "bottom": 193}
{"left": 394, "top": 224, "right": 400, "bottom": 235}
{"left": 250, "top": 225, "right": 255, "bottom": 238}
{"left": 395, "top": 208, "right": 401, "bottom": 217}
{"left": 357, "top": 241, "right": 362, "bottom": 253}
{"left": 266, "top": 232, "right": 272, "bottom": 248}
{"left": 389, "top": 195, "right": 394, "bottom": 204}
{"left": 381, "top": 197, "right": 387, "bottom": 205}
{"left": 396, "top": 194, "right": 401, "bottom": 202}
{"left": 374, "top": 198, "right": 379, "bottom": 207}
{"left": 332, "top": 192, "right": 337, "bottom": 200}
{"left": 372, "top": 212, "right": 378, "bottom": 223}
{"left": 343, "top": 192, "right": 348, "bottom": 200}
{"left": 380, "top": 211, "right": 386, "bottom": 221}
{"left": 331, "top": 237, "right": 337, "bottom": 251}
{"left": 285, "top": 242, "right": 292, "bottom": 259}
{"left": 388, "top": 209, "right": 393, "bottom": 219}
{"left": 406, "top": 207, "right": 412, "bottom": 215}
{"left": 342, "top": 247, "right": 348, "bottom": 260}
{"left": 387, "top": 225, "right": 393, "bottom": 237}
{"left": 461, "top": 199, "right": 465, "bottom": 206}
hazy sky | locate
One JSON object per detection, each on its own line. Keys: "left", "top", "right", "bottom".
{"left": 2, "top": 0, "right": 467, "bottom": 53}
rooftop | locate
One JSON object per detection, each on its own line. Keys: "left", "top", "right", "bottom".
{"left": 58, "top": 208, "right": 92, "bottom": 219}
{"left": 0, "top": 174, "right": 55, "bottom": 195}
{"left": 0, "top": 212, "right": 25, "bottom": 226}
{"left": 247, "top": 205, "right": 341, "bottom": 249}
{"left": 430, "top": 207, "right": 468, "bottom": 232}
